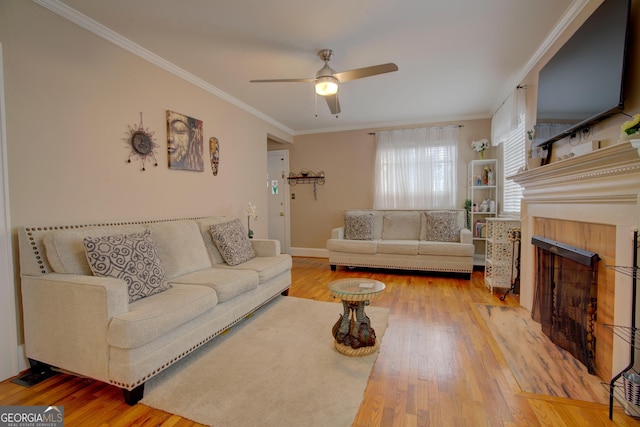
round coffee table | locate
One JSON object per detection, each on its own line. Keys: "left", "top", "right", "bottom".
{"left": 328, "top": 278, "right": 386, "bottom": 356}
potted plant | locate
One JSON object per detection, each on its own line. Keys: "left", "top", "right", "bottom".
{"left": 245, "top": 202, "right": 257, "bottom": 238}
{"left": 464, "top": 199, "right": 472, "bottom": 229}
{"left": 471, "top": 138, "right": 490, "bottom": 159}
{"left": 620, "top": 113, "right": 640, "bottom": 142}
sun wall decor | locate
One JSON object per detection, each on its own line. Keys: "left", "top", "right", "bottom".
{"left": 123, "top": 112, "right": 158, "bottom": 171}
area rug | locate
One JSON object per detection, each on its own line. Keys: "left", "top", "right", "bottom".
{"left": 141, "top": 296, "right": 389, "bottom": 426}
{"left": 475, "top": 304, "right": 607, "bottom": 404}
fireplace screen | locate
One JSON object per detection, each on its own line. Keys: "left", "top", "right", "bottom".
{"left": 531, "top": 236, "right": 599, "bottom": 374}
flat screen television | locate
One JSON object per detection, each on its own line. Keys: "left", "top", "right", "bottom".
{"left": 534, "top": 0, "right": 631, "bottom": 148}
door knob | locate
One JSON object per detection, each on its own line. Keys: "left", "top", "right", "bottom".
{"left": 280, "top": 212, "right": 284, "bottom": 216}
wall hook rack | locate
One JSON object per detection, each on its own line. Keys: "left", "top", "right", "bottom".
{"left": 287, "top": 170, "right": 325, "bottom": 200}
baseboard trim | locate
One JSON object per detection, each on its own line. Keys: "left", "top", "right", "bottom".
{"left": 289, "top": 247, "right": 329, "bottom": 258}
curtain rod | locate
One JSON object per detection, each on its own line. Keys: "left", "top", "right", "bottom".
{"left": 368, "top": 124, "right": 463, "bottom": 135}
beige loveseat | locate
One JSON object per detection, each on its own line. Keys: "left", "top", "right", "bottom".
{"left": 326, "top": 209, "right": 474, "bottom": 277}
{"left": 17, "top": 216, "right": 291, "bottom": 404}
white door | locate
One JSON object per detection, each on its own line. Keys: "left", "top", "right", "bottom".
{"left": 267, "top": 150, "right": 290, "bottom": 253}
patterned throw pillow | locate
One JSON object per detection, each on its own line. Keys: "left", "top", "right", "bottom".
{"left": 423, "top": 211, "right": 461, "bottom": 242}
{"left": 210, "top": 219, "right": 256, "bottom": 266}
{"left": 83, "top": 230, "right": 170, "bottom": 303}
{"left": 344, "top": 213, "right": 374, "bottom": 240}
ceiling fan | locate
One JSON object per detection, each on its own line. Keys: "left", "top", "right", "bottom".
{"left": 250, "top": 49, "right": 398, "bottom": 115}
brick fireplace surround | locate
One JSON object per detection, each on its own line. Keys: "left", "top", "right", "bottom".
{"left": 512, "top": 140, "right": 640, "bottom": 382}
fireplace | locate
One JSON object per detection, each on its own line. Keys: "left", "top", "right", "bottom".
{"left": 531, "top": 236, "right": 599, "bottom": 374}
{"left": 510, "top": 140, "right": 640, "bottom": 381}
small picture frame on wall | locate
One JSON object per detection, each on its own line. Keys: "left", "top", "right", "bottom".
{"left": 167, "top": 110, "right": 204, "bottom": 171}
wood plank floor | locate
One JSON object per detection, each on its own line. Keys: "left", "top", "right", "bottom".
{"left": 1, "top": 256, "right": 639, "bottom": 426}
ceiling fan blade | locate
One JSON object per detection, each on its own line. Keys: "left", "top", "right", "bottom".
{"left": 250, "top": 78, "right": 315, "bottom": 83}
{"left": 333, "top": 63, "right": 398, "bottom": 82}
{"left": 324, "top": 94, "right": 341, "bottom": 115}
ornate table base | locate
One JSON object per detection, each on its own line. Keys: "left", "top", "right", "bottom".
{"left": 332, "top": 300, "right": 378, "bottom": 356}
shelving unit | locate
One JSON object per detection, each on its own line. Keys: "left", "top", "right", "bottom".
{"left": 467, "top": 159, "right": 498, "bottom": 266}
{"left": 607, "top": 230, "right": 640, "bottom": 419}
{"left": 484, "top": 218, "right": 520, "bottom": 294}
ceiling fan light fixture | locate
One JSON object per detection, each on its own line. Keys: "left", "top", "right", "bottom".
{"left": 315, "top": 76, "right": 338, "bottom": 96}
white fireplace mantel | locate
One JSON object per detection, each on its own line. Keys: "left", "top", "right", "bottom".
{"left": 512, "top": 140, "right": 640, "bottom": 205}
{"left": 511, "top": 140, "right": 640, "bottom": 375}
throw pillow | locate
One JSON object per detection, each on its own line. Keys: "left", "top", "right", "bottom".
{"left": 423, "top": 211, "right": 461, "bottom": 242}
{"left": 83, "top": 230, "right": 170, "bottom": 303}
{"left": 210, "top": 219, "right": 256, "bottom": 266}
{"left": 344, "top": 212, "right": 374, "bottom": 240}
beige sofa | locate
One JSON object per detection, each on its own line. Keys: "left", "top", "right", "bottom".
{"left": 17, "top": 216, "right": 291, "bottom": 404}
{"left": 326, "top": 209, "right": 474, "bottom": 277}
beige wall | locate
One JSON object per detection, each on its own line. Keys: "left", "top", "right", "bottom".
{"left": 288, "top": 119, "right": 492, "bottom": 249}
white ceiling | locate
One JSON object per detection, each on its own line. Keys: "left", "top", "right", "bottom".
{"left": 47, "top": 0, "right": 579, "bottom": 135}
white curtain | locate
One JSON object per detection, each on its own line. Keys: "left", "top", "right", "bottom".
{"left": 491, "top": 88, "right": 526, "bottom": 146}
{"left": 373, "top": 126, "right": 458, "bottom": 210}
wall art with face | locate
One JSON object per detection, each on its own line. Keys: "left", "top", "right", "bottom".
{"left": 167, "top": 110, "right": 204, "bottom": 171}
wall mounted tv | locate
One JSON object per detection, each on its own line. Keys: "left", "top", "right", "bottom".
{"left": 534, "top": 0, "right": 631, "bottom": 148}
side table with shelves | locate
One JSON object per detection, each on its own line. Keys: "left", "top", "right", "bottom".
{"left": 484, "top": 218, "right": 520, "bottom": 294}
{"left": 468, "top": 159, "right": 498, "bottom": 266}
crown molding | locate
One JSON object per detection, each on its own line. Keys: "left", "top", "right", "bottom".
{"left": 32, "top": 0, "right": 294, "bottom": 136}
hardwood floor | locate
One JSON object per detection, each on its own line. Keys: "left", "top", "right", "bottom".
{"left": 1, "top": 256, "right": 639, "bottom": 426}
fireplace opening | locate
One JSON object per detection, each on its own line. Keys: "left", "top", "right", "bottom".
{"left": 531, "top": 236, "right": 599, "bottom": 374}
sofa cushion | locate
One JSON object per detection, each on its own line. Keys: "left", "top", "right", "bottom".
{"left": 382, "top": 211, "right": 421, "bottom": 240}
{"left": 146, "top": 220, "right": 211, "bottom": 279}
{"left": 344, "top": 212, "right": 374, "bottom": 240}
{"left": 213, "top": 254, "right": 292, "bottom": 284}
{"left": 83, "top": 230, "right": 171, "bottom": 303}
{"left": 43, "top": 225, "right": 146, "bottom": 275}
{"left": 196, "top": 216, "right": 235, "bottom": 265}
{"left": 170, "top": 268, "right": 259, "bottom": 302}
{"left": 418, "top": 241, "right": 475, "bottom": 257}
{"left": 108, "top": 283, "right": 218, "bottom": 349}
{"left": 377, "top": 240, "right": 419, "bottom": 255}
{"left": 326, "top": 238, "right": 378, "bottom": 254}
{"left": 421, "top": 211, "right": 465, "bottom": 242}
{"left": 210, "top": 219, "right": 256, "bottom": 266}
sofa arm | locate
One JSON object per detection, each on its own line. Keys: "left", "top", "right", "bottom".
{"left": 331, "top": 227, "right": 345, "bottom": 239}
{"left": 21, "top": 273, "right": 129, "bottom": 382}
{"left": 251, "top": 239, "right": 280, "bottom": 257}
{"left": 460, "top": 228, "right": 472, "bottom": 244}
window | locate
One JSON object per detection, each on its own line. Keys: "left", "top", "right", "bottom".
{"left": 374, "top": 126, "right": 458, "bottom": 209}
{"left": 491, "top": 87, "right": 526, "bottom": 214}
{"left": 502, "top": 118, "right": 526, "bottom": 214}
